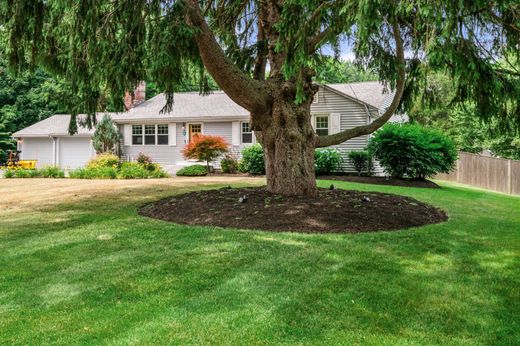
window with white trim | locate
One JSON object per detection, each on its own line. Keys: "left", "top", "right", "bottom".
{"left": 132, "top": 125, "right": 143, "bottom": 145}
{"left": 242, "top": 122, "right": 253, "bottom": 144}
{"left": 144, "top": 125, "right": 156, "bottom": 145}
{"left": 157, "top": 124, "right": 169, "bottom": 145}
{"left": 315, "top": 116, "right": 329, "bottom": 136}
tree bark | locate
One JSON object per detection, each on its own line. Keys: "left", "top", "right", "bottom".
{"left": 255, "top": 86, "right": 318, "bottom": 196}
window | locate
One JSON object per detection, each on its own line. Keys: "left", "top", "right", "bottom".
{"left": 145, "top": 125, "right": 156, "bottom": 145}
{"left": 132, "top": 125, "right": 143, "bottom": 145}
{"left": 157, "top": 124, "right": 169, "bottom": 145}
{"left": 242, "top": 122, "right": 253, "bottom": 144}
{"left": 315, "top": 116, "right": 329, "bottom": 136}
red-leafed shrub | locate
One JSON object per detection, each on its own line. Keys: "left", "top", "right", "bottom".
{"left": 182, "top": 134, "right": 229, "bottom": 171}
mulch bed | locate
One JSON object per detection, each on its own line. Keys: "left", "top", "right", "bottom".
{"left": 319, "top": 175, "right": 440, "bottom": 188}
{"left": 139, "top": 187, "right": 447, "bottom": 233}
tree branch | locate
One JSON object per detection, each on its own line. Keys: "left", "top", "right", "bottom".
{"left": 185, "top": 0, "right": 271, "bottom": 113}
{"left": 316, "top": 21, "right": 406, "bottom": 148}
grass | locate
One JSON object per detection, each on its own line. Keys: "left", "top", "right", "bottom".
{"left": 0, "top": 177, "right": 519, "bottom": 345}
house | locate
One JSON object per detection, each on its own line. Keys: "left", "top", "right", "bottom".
{"left": 12, "top": 82, "right": 407, "bottom": 173}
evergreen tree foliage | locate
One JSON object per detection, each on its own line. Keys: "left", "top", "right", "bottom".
{"left": 92, "top": 114, "right": 121, "bottom": 154}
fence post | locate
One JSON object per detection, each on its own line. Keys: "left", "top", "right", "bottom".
{"left": 508, "top": 159, "right": 512, "bottom": 195}
{"left": 456, "top": 157, "right": 460, "bottom": 183}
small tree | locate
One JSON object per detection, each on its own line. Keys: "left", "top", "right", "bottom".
{"left": 92, "top": 114, "right": 121, "bottom": 154}
{"left": 182, "top": 134, "right": 229, "bottom": 172}
{"left": 348, "top": 150, "right": 372, "bottom": 176}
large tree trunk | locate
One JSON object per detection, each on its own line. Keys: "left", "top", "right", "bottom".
{"left": 255, "top": 89, "right": 317, "bottom": 197}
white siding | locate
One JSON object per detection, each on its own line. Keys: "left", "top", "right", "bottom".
{"left": 311, "top": 87, "right": 373, "bottom": 173}
{"left": 59, "top": 137, "right": 95, "bottom": 169}
{"left": 20, "top": 138, "right": 54, "bottom": 168}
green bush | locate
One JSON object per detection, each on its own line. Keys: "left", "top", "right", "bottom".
{"left": 314, "top": 148, "right": 342, "bottom": 175}
{"left": 176, "top": 165, "right": 208, "bottom": 176}
{"left": 117, "top": 162, "right": 150, "bottom": 179}
{"left": 69, "top": 166, "right": 117, "bottom": 179}
{"left": 3, "top": 169, "right": 15, "bottom": 178}
{"left": 148, "top": 167, "right": 169, "bottom": 178}
{"left": 86, "top": 153, "right": 120, "bottom": 169}
{"left": 347, "top": 150, "right": 372, "bottom": 176}
{"left": 7, "top": 169, "right": 40, "bottom": 178}
{"left": 368, "top": 123, "right": 457, "bottom": 179}
{"left": 240, "top": 144, "right": 265, "bottom": 175}
{"left": 39, "top": 166, "right": 65, "bottom": 178}
{"left": 220, "top": 154, "right": 238, "bottom": 173}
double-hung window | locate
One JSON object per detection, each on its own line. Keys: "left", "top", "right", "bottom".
{"left": 157, "top": 124, "right": 169, "bottom": 145}
{"left": 132, "top": 125, "right": 143, "bottom": 145}
{"left": 241, "top": 122, "right": 253, "bottom": 144}
{"left": 315, "top": 116, "right": 329, "bottom": 136}
{"left": 145, "top": 125, "right": 156, "bottom": 145}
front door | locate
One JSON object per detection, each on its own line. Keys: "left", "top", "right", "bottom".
{"left": 188, "top": 124, "right": 202, "bottom": 142}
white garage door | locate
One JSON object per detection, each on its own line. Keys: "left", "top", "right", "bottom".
{"left": 21, "top": 138, "right": 54, "bottom": 168}
{"left": 59, "top": 137, "right": 95, "bottom": 169}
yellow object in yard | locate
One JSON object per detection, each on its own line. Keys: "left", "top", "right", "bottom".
{"left": 18, "top": 160, "right": 37, "bottom": 169}
{"left": 5, "top": 160, "right": 37, "bottom": 170}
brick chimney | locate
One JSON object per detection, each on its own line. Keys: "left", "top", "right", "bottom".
{"left": 124, "top": 81, "right": 146, "bottom": 111}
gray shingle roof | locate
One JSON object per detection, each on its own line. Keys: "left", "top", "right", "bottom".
{"left": 325, "top": 81, "right": 394, "bottom": 109}
{"left": 112, "top": 91, "right": 249, "bottom": 121}
{"left": 12, "top": 114, "right": 102, "bottom": 137}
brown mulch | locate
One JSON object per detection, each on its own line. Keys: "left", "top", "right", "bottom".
{"left": 319, "top": 175, "right": 440, "bottom": 188}
{"left": 139, "top": 187, "right": 447, "bottom": 233}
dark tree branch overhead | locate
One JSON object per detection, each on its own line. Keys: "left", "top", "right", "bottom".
{"left": 316, "top": 21, "right": 406, "bottom": 148}
{"left": 185, "top": 0, "right": 271, "bottom": 113}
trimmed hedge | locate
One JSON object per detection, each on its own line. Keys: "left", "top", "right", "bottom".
{"left": 176, "top": 165, "right": 208, "bottom": 176}
{"left": 368, "top": 123, "right": 457, "bottom": 179}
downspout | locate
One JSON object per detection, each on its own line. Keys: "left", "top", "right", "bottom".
{"left": 50, "top": 136, "right": 56, "bottom": 166}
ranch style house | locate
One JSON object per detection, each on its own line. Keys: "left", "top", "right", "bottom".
{"left": 12, "top": 82, "right": 407, "bottom": 173}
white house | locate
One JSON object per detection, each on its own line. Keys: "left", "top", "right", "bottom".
{"left": 12, "top": 82, "right": 407, "bottom": 173}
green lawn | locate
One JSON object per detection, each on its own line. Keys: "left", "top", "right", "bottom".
{"left": 0, "top": 178, "right": 519, "bottom": 345}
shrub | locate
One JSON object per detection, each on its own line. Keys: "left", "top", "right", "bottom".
{"left": 7, "top": 169, "right": 40, "bottom": 178}
{"left": 87, "top": 153, "right": 120, "bottom": 169}
{"left": 368, "top": 123, "right": 457, "bottom": 179}
{"left": 240, "top": 144, "right": 265, "bottom": 175}
{"left": 314, "top": 148, "right": 342, "bottom": 175}
{"left": 182, "top": 134, "right": 229, "bottom": 171}
{"left": 117, "top": 162, "right": 149, "bottom": 179}
{"left": 92, "top": 114, "right": 121, "bottom": 154}
{"left": 69, "top": 166, "right": 117, "bottom": 179}
{"left": 347, "top": 150, "right": 372, "bottom": 176}
{"left": 149, "top": 166, "right": 169, "bottom": 178}
{"left": 220, "top": 154, "right": 238, "bottom": 173}
{"left": 3, "top": 169, "right": 15, "bottom": 178}
{"left": 39, "top": 166, "right": 65, "bottom": 178}
{"left": 136, "top": 152, "right": 154, "bottom": 170}
{"left": 176, "top": 165, "right": 208, "bottom": 176}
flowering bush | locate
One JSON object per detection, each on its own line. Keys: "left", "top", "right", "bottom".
{"left": 86, "top": 153, "right": 120, "bottom": 169}
{"left": 182, "top": 134, "right": 229, "bottom": 171}
{"left": 136, "top": 152, "right": 154, "bottom": 170}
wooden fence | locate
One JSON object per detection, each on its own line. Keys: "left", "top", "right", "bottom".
{"left": 436, "top": 152, "right": 520, "bottom": 195}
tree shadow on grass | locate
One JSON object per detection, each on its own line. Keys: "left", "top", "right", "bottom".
{"left": 0, "top": 182, "right": 518, "bottom": 344}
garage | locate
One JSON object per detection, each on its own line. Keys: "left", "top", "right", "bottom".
{"left": 58, "top": 137, "right": 95, "bottom": 169}
{"left": 20, "top": 137, "right": 54, "bottom": 168}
